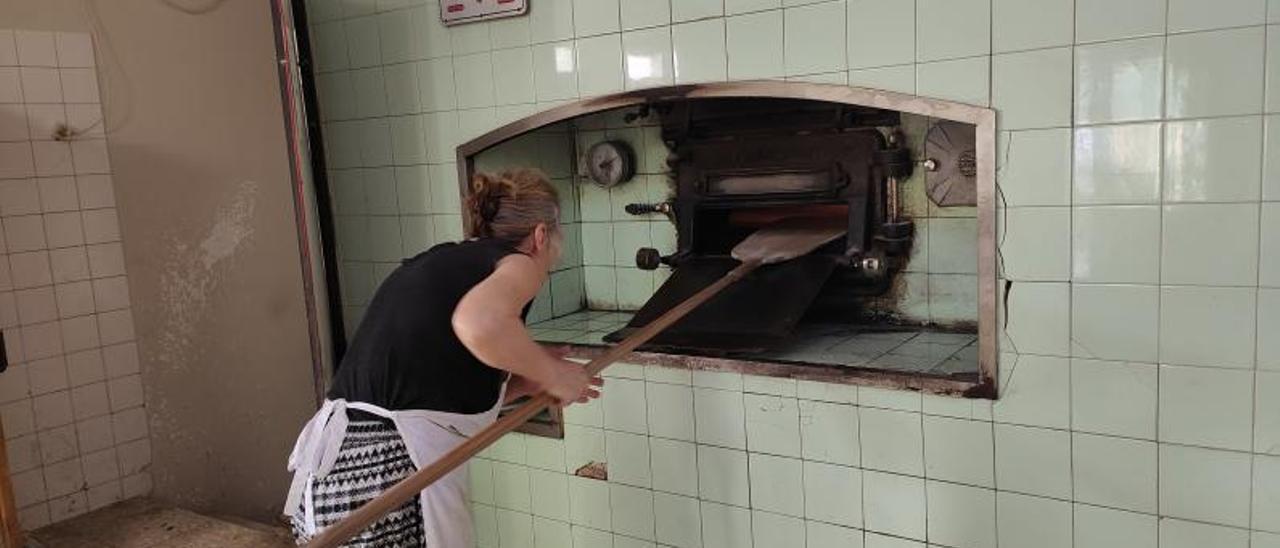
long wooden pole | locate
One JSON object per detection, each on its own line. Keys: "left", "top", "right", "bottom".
{"left": 305, "top": 260, "right": 760, "bottom": 548}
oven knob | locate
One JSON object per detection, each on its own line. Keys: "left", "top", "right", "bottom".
{"left": 636, "top": 247, "right": 662, "bottom": 270}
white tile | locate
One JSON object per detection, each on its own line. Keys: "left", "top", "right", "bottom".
{"left": 1170, "top": 0, "right": 1265, "bottom": 31}
{"left": 672, "top": 19, "right": 726, "bottom": 84}
{"left": 846, "top": 0, "right": 913, "bottom": 69}
{"left": 527, "top": 469, "right": 568, "bottom": 520}
{"left": 748, "top": 453, "right": 803, "bottom": 517}
{"left": 454, "top": 53, "right": 496, "bottom": 109}
{"left": 1256, "top": 455, "right": 1280, "bottom": 532}
{"left": 1159, "top": 364, "right": 1254, "bottom": 451}
{"left": 797, "top": 400, "right": 858, "bottom": 466}
{"left": 102, "top": 342, "right": 139, "bottom": 378}
{"left": 1256, "top": 532, "right": 1280, "bottom": 548}
{"left": 926, "top": 481, "right": 995, "bottom": 548}
{"left": 602, "top": 377, "right": 647, "bottom": 434}
{"left": 863, "top": 470, "right": 926, "bottom": 541}
{"left": 0, "top": 143, "right": 35, "bottom": 180}
{"left": 36, "top": 423, "right": 76, "bottom": 464}
{"left": 751, "top": 510, "right": 804, "bottom": 548}
{"left": 1071, "top": 285, "right": 1159, "bottom": 364}
{"left": 1073, "top": 123, "right": 1162, "bottom": 205}
{"left": 621, "top": 0, "right": 671, "bottom": 30}
{"left": 1074, "top": 38, "right": 1164, "bottom": 124}
{"left": 43, "top": 457, "right": 83, "bottom": 499}
{"left": 726, "top": 11, "right": 784, "bottom": 79}
{"left": 802, "top": 461, "right": 861, "bottom": 528}
{"left": 4, "top": 215, "right": 46, "bottom": 253}
{"left": 76, "top": 415, "right": 113, "bottom": 454}
{"left": 11, "top": 469, "right": 45, "bottom": 508}
{"left": 1001, "top": 207, "right": 1069, "bottom": 281}
{"left": 70, "top": 382, "right": 108, "bottom": 420}
{"left": 44, "top": 211, "right": 85, "bottom": 249}
{"left": 38, "top": 177, "right": 79, "bottom": 212}
{"left": 496, "top": 509, "right": 533, "bottom": 548}
{"left": 1158, "top": 519, "right": 1248, "bottom": 548}
{"left": 992, "top": 355, "right": 1069, "bottom": 430}
{"left": 1163, "top": 117, "right": 1263, "bottom": 202}
{"left": 98, "top": 308, "right": 134, "bottom": 345}
{"left": 573, "top": 0, "right": 620, "bottom": 36}
{"left": 81, "top": 208, "right": 119, "bottom": 244}
{"left": 8, "top": 250, "right": 53, "bottom": 289}
{"left": 1258, "top": 371, "right": 1280, "bottom": 455}
{"left": 645, "top": 382, "right": 693, "bottom": 441}
{"left": 784, "top": 1, "right": 845, "bottom": 76}
{"left": 32, "top": 141, "right": 73, "bottom": 177}
{"left": 916, "top": 56, "right": 989, "bottom": 106}
{"left": 0, "top": 179, "right": 41, "bottom": 217}
{"left": 653, "top": 492, "right": 701, "bottom": 548}
{"left": 65, "top": 104, "right": 103, "bottom": 138}
{"left": 992, "top": 47, "right": 1072, "bottom": 130}
{"left": 0, "top": 104, "right": 29, "bottom": 141}
{"left": 21, "top": 321, "right": 63, "bottom": 360}
{"left": 915, "top": 0, "right": 989, "bottom": 61}
{"left": 59, "top": 68, "right": 98, "bottom": 103}
{"left": 15, "top": 31, "right": 57, "bottom": 66}
{"left": 847, "top": 64, "right": 915, "bottom": 94}
{"left": 529, "top": 0, "right": 575, "bottom": 43}
{"left": 1000, "top": 128, "right": 1070, "bottom": 207}
{"left": 532, "top": 42, "right": 579, "bottom": 102}
{"left": 0, "top": 67, "right": 22, "bottom": 103}
{"left": 1072, "top": 433, "right": 1157, "bottom": 513}
{"left": 1073, "top": 505, "right": 1156, "bottom": 548}
{"left": 694, "top": 387, "right": 746, "bottom": 450}
{"left": 1002, "top": 282, "right": 1070, "bottom": 357}
{"left": 993, "top": 424, "right": 1071, "bottom": 499}
{"left": 671, "top": 0, "right": 722, "bottom": 22}
{"left": 622, "top": 28, "right": 673, "bottom": 90}
{"left": 992, "top": 0, "right": 1072, "bottom": 52}
{"left": 61, "top": 314, "right": 99, "bottom": 352}
{"left": 86, "top": 243, "right": 125, "bottom": 278}
{"left": 492, "top": 48, "right": 535, "bottom": 106}
{"left": 696, "top": 445, "right": 748, "bottom": 506}
{"left": 576, "top": 34, "right": 624, "bottom": 97}
{"left": 605, "top": 430, "right": 650, "bottom": 488}
{"left": 20, "top": 67, "right": 61, "bottom": 102}
{"left": 997, "top": 492, "right": 1070, "bottom": 548}
{"left": 1070, "top": 359, "right": 1156, "bottom": 439}
{"left": 33, "top": 390, "right": 74, "bottom": 429}
{"left": 1075, "top": 0, "right": 1165, "bottom": 42}
{"left": 609, "top": 483, "right": 654, "bottom": 541}
{"left": 0, "top": 400, "right": 35, "bottom": 438}
{"left": 107, "top": 374, "right": 143, "bottom": 411}
{"left": 1159, "top": 286, "right": 1256, "bottom": 369}
{"left": 858, "top": 407, "right": 923, "bottom": 475}
{"left": 700, "top": 501, "right": 750, "bottom": 548}
{"left": 1166, "top": 27, "right": 1265, "bottom": 118}
{"left": 743, "top": 393, "right": 800, "bottom": 457}
{"left": 86, "top": 480, "right": 122, "bottom": 510}
{"left": 649, "top": 437, "right": 698, "bottom": 497}
{"left": 1269, "top": 31, "right": 1280, "bottom": 113}
{"left": 27, "top": 355, "right": 68, "bottom": 395}
{"left": 1264, "top": 204, "right": 1280, "bottom": 287}
{"left": 0, "top": 30, "right": 14, "bottom": 66}
{"left": 922, "top": 415, "right": 993, "bottom": 487}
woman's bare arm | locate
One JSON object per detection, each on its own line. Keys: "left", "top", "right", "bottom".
{"left": 453, "top": 254, "right": 593, "bottom": 403}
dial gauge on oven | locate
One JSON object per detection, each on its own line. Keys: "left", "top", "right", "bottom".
{"left": 585, "top": 140, "right": 636, "bottom": 188}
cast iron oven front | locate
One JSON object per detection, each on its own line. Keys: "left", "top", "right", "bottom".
{"left": 605, "top": 98, "right": 914, "bottom": 356}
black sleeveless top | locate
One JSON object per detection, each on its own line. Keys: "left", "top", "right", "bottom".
{"left": 327, "top": 238, "right": 528, "bottom": 414}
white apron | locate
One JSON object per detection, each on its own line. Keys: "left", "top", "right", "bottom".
{"left": 285, "top": 382, "right": 507, "bottom": 548}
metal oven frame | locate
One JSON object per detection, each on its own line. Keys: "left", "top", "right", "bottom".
{"left": 456, "top": 81, "right": 998, "bottom": 402}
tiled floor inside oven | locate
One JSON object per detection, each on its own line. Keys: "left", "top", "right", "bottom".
{"left": 529, "top": 310, "right": 979, "bottom": 375}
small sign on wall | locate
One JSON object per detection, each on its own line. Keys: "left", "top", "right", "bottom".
{"left": 440, "top": 0, "right": 528, "bottom": 26}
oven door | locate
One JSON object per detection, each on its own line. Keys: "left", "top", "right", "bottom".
{"left": 604, "top": 254, "right": 838, "bottom": 354}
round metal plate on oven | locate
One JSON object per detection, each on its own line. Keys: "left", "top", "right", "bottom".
{"left": 924, "top": 120, "right": 978, "bottom": 207}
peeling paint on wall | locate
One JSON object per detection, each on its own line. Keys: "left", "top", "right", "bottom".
{"left": 156, "top": 180, "right": 260, "bottom": 369}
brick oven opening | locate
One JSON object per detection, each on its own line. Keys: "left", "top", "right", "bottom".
{"left": 461, "top": 83, "right": 995, "bottom": 431}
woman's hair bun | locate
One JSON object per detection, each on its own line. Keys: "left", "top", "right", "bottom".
{"left": 464, "top": 169, "right": 558, "bottom": 242}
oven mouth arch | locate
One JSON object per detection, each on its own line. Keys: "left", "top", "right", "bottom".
{"left": 455, "top": 80, "right": 1000, "bottom": 399}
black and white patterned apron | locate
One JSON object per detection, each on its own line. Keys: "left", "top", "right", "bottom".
{"left": 285, "top": 384, "right": 507, "bottom": 548}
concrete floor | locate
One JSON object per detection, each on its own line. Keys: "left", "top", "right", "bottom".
{"left": 28, "top": 498, "right": 293, "bottom": 548}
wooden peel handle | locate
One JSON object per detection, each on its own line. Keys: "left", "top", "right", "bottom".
{"left": 304, "top": 260, "right": 760, "bottom": 548}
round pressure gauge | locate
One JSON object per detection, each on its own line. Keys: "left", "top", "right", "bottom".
{"left": 585, "top": 140, "right": 636, "bottom": 188}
